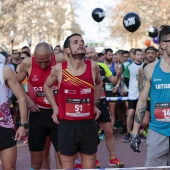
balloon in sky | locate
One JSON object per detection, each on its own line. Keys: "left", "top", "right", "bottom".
{"left": 92, "top": 8, "right": 105, "bottom": 22}
{"left": 153, "top": 36, "right": 159, "bottom": 44}
{"left": 145, "top": 40, "right": 151, "bottom": 46}
{"left": 148, "top": 27, "right": 159, "bottom": 38}
{"left": 123, "top": 12, "right": 141, "bottom": 32}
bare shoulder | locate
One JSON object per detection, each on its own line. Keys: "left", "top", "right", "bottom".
{"left": 3, "top": 65, "right": 16, "bottom": 80}
{"left": 20, "top": 57, "right": 32, "bottom": 70}
{"left": 145, "top": 60, "right": 158, "bottom": 79}
{"left": 91, "top": 60, "right": 99, "bottom": 69}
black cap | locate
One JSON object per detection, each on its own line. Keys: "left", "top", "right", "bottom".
{"left": 0, "top": 51, "right": 10, "bottom": 58}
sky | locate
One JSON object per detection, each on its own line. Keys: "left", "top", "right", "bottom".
{"left": 74, "top": 0, "right": 117, "bottom": 50}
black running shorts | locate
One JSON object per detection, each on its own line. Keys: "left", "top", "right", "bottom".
{"left": 58, "top": 119, "right": 99, "bottom": 156}
{"left": 28, "top": 108, "right": 58, "bottom": 152}
{"left": 97, "top": 99, "right": 111, "bottom": 123}
{"left": 0, "top": 127, "right": 16, "bottom": 150}
{"left": 128, "top": 100, "right": 138, "bottom": 110}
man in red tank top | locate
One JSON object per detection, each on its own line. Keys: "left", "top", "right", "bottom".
{"left": 44, "top": 33, "right": 103, "bottom": 169}
{"left": 17, "top": 42, "right": 65, "bottom": 170}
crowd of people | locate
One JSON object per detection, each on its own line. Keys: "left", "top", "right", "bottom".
{"left": 0, "top": 24, "right": 170, "bottom": 170}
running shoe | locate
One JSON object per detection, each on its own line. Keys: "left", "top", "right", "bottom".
{"left": 99, "top": 133, "right": 105, "bottom": 140}
{"left": 75, "top": 163, "right": 82, "bottom": 169}
{"left": 95, "top": 159, "right": 100, "bottom": 168}
{"left": 122, "top": 133, "right": 130, "bottom": 143}
{"left": 139, "top": 133, "right": 146, "bottom": 142}
{"left": 108, "top": 157, "right": 124, "bottom": 167}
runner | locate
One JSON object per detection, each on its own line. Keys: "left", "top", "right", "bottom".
{"left": 0, "top": 63, "right": 27, "bottom": 170}
{"left": 131, "top": 25, "right": 170, "bottom": 166}
{"left": 17, "top": 42, "right": 64, "bottom": 169}
{"left": 85, "top": 46, "right": 124, "bottom": 168}
{"left": 44, "top": 33, "right": 102, "bottom": 169}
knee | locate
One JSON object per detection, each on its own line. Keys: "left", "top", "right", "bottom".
{"left": 31, "top": 158, "right": 43, "bottom": 169}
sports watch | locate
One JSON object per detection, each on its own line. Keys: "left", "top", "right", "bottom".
{"left": 20, "top": 123, "right": 29, "bottom": 129}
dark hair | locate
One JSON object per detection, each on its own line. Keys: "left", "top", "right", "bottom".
{"left": 21, "top": 51, "right": 31, "bottom": 57}
{"left": 115, "top": 49, "right": 124, "bottom": 55}
{"left": 12, "top": 49, "right": 18, "bottom": 54}
{"left": 145, "top": 46, "right": 156, "bottom": 54}
{"left": 159, "top": 25, "right": 170, "bottom": 43}
{"left": 63, "top": 33, "right": 82, "bottom": 49}
{"left": 129, "top": 48, "right": 135, "bottom": 54}
{"left": 134, "top": 48, "right": 142, "bottom": 55}
{"left": 105, "top": 48, "right": 113, "bottom": 54}
{"left": 22, "top": 46, "right": 30, "bottom": 51}
{"left": 98, "top": 53, "right": 104, "bottom": 58}
{"left": 123, "top": 50, "right": 130, "bottom": 55}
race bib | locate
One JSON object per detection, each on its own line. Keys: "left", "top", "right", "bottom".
{"left": 66, "top": 98, "right": 90, "bottom": 117}
{"left": 154, "top": 102, "right": 170, "bottom": 122}
{"left": 0, "top": 111, "right": 3, "bottom": 121}
{"left": 105, "top": 82, "right": 113, "bottom": 91}
{"left": 100, "top": 88, "right": 106, "bottom": 99}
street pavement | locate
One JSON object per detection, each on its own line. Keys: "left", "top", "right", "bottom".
{"left": 0, "top": 130, "right": 147, "bottom": 169}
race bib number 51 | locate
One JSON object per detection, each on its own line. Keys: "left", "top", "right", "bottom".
{"left": 66, "top": 98, "right": 90, "bottom": 117}
{"left": 154, "top": 102, "right": 170, "bottom": 122}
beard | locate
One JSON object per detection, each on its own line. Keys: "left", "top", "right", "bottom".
{"left": 71, "top": 48, "right": 85, "bottom": 59}
{"left": 106, "top": 58, "right": 112, "bottom": 63}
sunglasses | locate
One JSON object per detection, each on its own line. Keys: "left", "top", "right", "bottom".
{"left": 20, "top": 57, "right": 26, "bottom": 60}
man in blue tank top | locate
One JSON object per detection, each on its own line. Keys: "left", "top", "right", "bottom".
{"left": 130, "top": 25, "right": 170, "bottom": 167}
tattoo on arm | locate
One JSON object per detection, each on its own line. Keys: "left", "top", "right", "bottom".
{"left": 134, "top": 105, "right": 147, "bottom": 124}
{"left": 139, "top": 67, "right": 148, "bottom": 92}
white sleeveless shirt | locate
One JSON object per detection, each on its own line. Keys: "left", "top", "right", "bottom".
{"left": 0, "top": 64, "right": 14, "bottom": 129}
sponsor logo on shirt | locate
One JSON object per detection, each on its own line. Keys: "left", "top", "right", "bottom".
{"left": 155, "top": 84, "right": 170, "bottom": 89}
{"left": 64, "top": 89, "right": 76, "bottom": 94}
{"left": 80, "top": 88, "right": 91, "bottom": 94}
{"left": 32, "top": 75, "right": 39, "bottom": 82}
{"left": 153, "top": 78, "right": 162, "bottom": 82}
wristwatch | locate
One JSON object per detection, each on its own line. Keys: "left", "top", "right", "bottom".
{"left": 20, "top": 123, "right": 29, "bottom": 129}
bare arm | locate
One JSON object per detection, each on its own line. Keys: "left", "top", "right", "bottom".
{"left": 132, "top": 67, "right": 151, "bottom": 134}
{"left": 55, "top": 52, "right": 67, "bottom": 63}
{"left": 92, "top": 62, "right": 103, "bottom": 104}
{"left": 138, "top": 67, "right": 143, "bottom": 91}
{"left": 44, "top": 64, "right": 61, "bottom": 124}
{"left": 4, "top": 66, "right": 27, "bottom": 139}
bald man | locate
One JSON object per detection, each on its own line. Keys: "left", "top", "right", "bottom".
{"left": 17, "top": 42, "right": 64, "bottom": 170}
{"left": 86, "top": 46, "right": 124, "bottom": 168}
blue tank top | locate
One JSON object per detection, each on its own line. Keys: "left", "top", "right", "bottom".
{"left": 109, "top": 62, "right": 116, "bottom": 76}
{"left": 149, "top": 59, "right": 170, "bottom": 136}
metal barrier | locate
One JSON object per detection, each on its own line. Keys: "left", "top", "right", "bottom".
{"left": 106, "top": 97, "right": 138, "bottom": 101}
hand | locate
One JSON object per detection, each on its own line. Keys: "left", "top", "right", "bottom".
{"left": 130, "top": 134, "right": 141, "bottom": 153}
{"left": 27, "top": 96, "right": 40, "bottom": 112}
{"left": 112, "top": 86, "right": 118, "bottom": 93}
{"left": 116, "top": 67, "right": 122, "bottom": 77}
{"left": 94, "top": 105, "right": 101, "bottom": 121}
{"left": 52, "top": 108, "right": 59, "bottom": 124}
{"left": 15, "top": 127, "right": 26, "bottom": 140}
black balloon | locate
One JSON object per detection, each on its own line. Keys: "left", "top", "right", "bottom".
{"left": 123, "top": 12, "right": 141, "bottom": 32}
{"left": 148, "top": 27, "right": 158, "bottom": 38}
{"left": 92, "top": 8, "right": 105, "bottom": 22}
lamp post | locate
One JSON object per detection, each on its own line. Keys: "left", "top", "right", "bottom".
{"left": 10, "top": 30, "right": 15, "bottom": 53}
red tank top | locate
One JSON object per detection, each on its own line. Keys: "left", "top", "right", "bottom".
{"left": 28, "top": 55, "right": 58, "bottom": 108}
{"left": 58, "top": 60, "right": 95, "bottom": 120}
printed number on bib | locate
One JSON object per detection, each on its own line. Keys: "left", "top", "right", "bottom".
{"left": 100, "top": 88, "right": 106, "bottom": 99}
{"left": 44, "top": 97, "right": 49, "bottom": 104}
{"left": 66, "top": 98, "right": 90, "bottom": 117}
{"left": 154, "top": 102, "right": 170, "bottom": 122}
